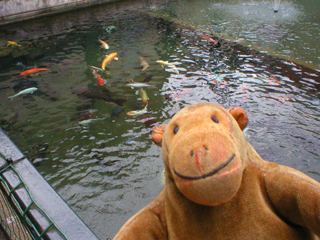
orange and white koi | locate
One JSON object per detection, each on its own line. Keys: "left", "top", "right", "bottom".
{"left": 70, "top": 109, "right": 98, "bottom": 121}
{"left": 126, "top": 104, "right": 148, "bottom": 117}
{"left": 92, "top": 69, "right": 107, "bottom": 86}
{"left": 268, "top": 76, "right": 281, "bottom": 85}
{"left": 102, "top": 52, "right": 118, "bottom": 70}
{"left": 98, "top": 39, "right": 109, "bottom": 50}
{"left": 20, "top": 68, "right": 48, "bottom": 76}
{"left": 7, "top": 41, "right": 22, "bottom": 47}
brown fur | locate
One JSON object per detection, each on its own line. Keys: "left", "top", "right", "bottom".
{"left": 114, "top": 103, "right": 320, "bottom": 240}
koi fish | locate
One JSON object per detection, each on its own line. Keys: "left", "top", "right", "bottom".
{"left": 203, "top": 34, "right": 218, "bottom": 44}
{"left": 17, "top": 62, "right": 26, "bottom": 71}
{"left": 92, "top": 69, "right": 107, "bottom": 86}
{"left": 98, "top": 39, "right": 109, "bottom": 50}
{"left": 72, "top": 87, "right": 126, "bottom": 106}
{"left": 126, "top": 105, "right": 148, "bottom": 116}
{"left": 70, "top": 109, "right": 98, "bottom": 121}
{"left": 90, "top": 66, "right": 105, "bottom": 72}
{"left": 102, "top": 52, "right": 118, "bottom": 70}
{"left": 156, "top": 60, "right": 176, "bottom": 68}
{"left": 166, "top": 89, "right": 193, "bottom": 101}
{"left": 79, "top": 119, "right": 95, "bottom": 125}
{"left": 267, "top": 76, "right": 281, "bottom": 85}
{"left": 156, "top": 60, "right": 179, "bottom": 74}
{"left": 126, "top": 82, "right": 153, "bottom": 88}
{"left": 20, "top": 68, "right": 48, "bottom": 76}
{"left": 142, "top": 74, "right": 153, "bottom": 83}
{"left": 140, "top": 57, "right": 149, "bottom": 72}
{"left": 7, "top": 41, "right": 22, "bottom": 47}
{"left": 79, "top": 118, "right": 103, "bottom": 125}
{"left": 167, "top": 67, "right": 179, "bottom": 74}
{"left": 105, "top": 26, "right": 116, "bottom": 33}
{"left": 138, "top": 88, "right": 148, "bottom": 104}
{"left": 277, "top": 96, "right": 291, "bottom": 103}
{"left": 8, "top": 87, "right": 38, "bottom": 99}
{"left": 144, "top": 118, "right": 158, "bottom": 127}
{"left": 111, "top": 105, "right": 124, "bottom": 118}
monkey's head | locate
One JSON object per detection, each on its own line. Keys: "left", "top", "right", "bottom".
{"left": 152, "top": 103, "right": 249, "bottom": 206}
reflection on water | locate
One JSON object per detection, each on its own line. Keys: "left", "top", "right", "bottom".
{"left": 169, "top": 0, "right": 320, "bottom": 69}
{"left": 273, "top": 0, "right": 281, "bottom": 12}
{"left": 0, "top": 0, "right": 319, "bottom": 239}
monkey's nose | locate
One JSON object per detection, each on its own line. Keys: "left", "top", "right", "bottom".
{"left": 191, "top": 146, "right": 209, "bottom": 173}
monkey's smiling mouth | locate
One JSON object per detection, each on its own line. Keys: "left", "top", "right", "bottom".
{"left": 174, "top": 154, "right": 235, "bottom": 181}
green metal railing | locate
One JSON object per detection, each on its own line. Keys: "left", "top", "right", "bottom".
{"left": 0, "top": 128, "right": 99, "bottom": 240}
{"left": 0, "top": 179, "right": 32, "bottom": 240}
{"left": 0, "top": 153, "right": 68, "bottom": 240}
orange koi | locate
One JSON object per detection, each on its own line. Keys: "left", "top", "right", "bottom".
{"left": 98, "top": 39, "right": 109, "bottom": 50}
{"left": 20, "top": 68, "right": 48, "bottom": 76}
{"left": 211, "top": 79, "right": 219, "bottom": 85}
{"left": 203, "top": 34, "right": 218, "bottom": 44}
{"left": 102, "top": 52, "right": 118, "bottom": 70}
{"left": 92, "top": 70, "right": 107, "bottom": 86}
{"left": 268, "top": 76, "right": 281, "bottom": 85}
{"left": 278, "top": 96, "right": 291, "bottom": 103}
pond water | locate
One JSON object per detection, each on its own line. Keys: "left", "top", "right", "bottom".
{"left": 0, "top": 0, "right": 319, "bottom": 239}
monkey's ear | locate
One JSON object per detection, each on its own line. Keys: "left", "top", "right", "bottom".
{"left": 228, "top": 107, "right": 248, "bottom": 131}
{"left": 152, "top": 124, "right": 167, "bottom": 147}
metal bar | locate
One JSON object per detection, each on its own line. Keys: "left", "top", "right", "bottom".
{"left": 0, "top": 128, "right": 99, "bottom": 240}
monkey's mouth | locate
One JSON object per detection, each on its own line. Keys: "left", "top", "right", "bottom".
{"left": 174, "top": 154, "right": 235, "bottom": 181}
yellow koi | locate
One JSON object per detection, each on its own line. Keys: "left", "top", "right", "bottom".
{"left": 138, "top": 88, "right": 149, "bottom": 104}
{"left": 102, "top": 52, "right": 118, "bottom": 70}
{"left": 98, "top": 39, "right": 109, "bottom": 50}
{"left": 156, "top": 60, "right": 175, "bottom": 68}
{"left": 156, "top": 60, "right": 179, "bottom": 74}
{"left": 140, "top": 57, "right": 149, "bottom": 72}
{"left": 7, "top": 41, "right": 22, "bottom": 47}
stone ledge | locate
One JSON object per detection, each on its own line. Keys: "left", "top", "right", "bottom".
{"left": 0, "top": 0, "right": 117, "bottom": 26}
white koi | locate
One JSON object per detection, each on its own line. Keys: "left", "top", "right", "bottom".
{"left": 126, "top": 105, "right": 148, "bottom": 116}
{"left": 89, "top": 66, "right": 105, "bottom": 72}
{"left": 8, "top": 87, "right": 38, "bottom": 100}
{"left": 126, "top": 82, "right": 153, "bottom": 88}
{"left": 79, "top": 118, "right": 102, "bottom": 125}
{"left": 167, "top": 67, "right": 179, "bottom": 74}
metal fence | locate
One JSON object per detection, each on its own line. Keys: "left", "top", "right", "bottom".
{"left": 0, "top": 176, "right": 33, "bottom": 240}
{"left": 0, "top": 128, "right": 99, "bottom": 240}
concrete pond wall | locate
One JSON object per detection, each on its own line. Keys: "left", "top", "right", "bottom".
{"left": 0, "top": 0, "right": 119, "bottom": 26}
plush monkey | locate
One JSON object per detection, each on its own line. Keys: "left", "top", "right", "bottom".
{"left": 114, "top": 103, "right": 320, "bottom": 240}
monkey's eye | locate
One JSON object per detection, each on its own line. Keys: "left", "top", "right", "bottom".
{"left": 173, "top": 126, "right": 179, "bottom": 134}
{"left": 211, "top": 116, "right": 219, "bottom": 123}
